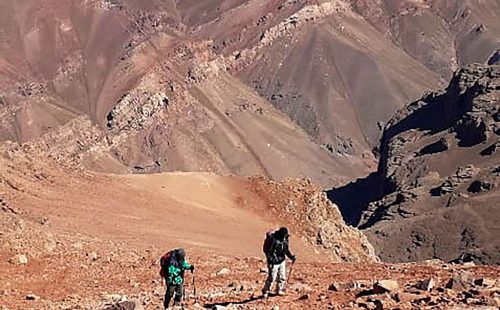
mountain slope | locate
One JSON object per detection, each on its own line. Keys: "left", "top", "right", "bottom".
{"left": 1, "top": 0, "right": 498, "bottom": 186}
{"left": 331, "top": 64, "right": 500, "bottom": 264}
{"left": 0, "top": 143, "right": 376, "bottom": 262}
{"left": 351, "top": 0, "right": 500, "bottom": 77}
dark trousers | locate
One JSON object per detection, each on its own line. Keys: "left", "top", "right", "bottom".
{"left": 164, "top": 282, "right": 184, "bottom": 308}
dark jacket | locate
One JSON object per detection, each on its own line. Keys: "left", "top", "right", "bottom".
{"left": 266, "top": 234, "right": 294, "bottom": 265}
{"left": 165, "top": 249, "right": 192, "bottom": 285}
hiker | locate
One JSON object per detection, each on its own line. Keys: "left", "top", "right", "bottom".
{"left": 159, "top": 248, "right": 194, "bottom": 309}
{"left": 262, "top": 227, "right": 296, "bottom": 297}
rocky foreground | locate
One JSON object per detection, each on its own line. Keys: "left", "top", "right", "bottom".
{"left": 2, "top": 198, "right": 500, "bottom": 310}
{"left": 0, "top": 143, "right": 376, "bottom": 309}
{"left": 2, "top": 222, "right": 500, "bottom": 310}
{"left": 1, "top": 146, "right": 499, "bottom": 309}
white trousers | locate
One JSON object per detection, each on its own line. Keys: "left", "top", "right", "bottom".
{"left": 263, "top": 261, "right": 287, "bottom": 293}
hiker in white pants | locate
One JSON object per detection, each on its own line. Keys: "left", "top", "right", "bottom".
{"left": 263, "top": 261, "right": 287, "bottom": 294}
{"left": 262, "top": 227, "right": 296, "bottom": 297}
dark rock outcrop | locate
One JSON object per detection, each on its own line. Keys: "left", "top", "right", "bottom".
{"left": 330, "top": 64, "right": 500, "bottom": 264}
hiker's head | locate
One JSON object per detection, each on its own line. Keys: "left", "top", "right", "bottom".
{"left": 275, "top": 227, "right": 289, "bottom": 240}
{"left": 176, "top": 248, "right": 186, "bottom": 261}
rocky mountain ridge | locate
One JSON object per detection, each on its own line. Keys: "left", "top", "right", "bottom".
{"left": 331, "top": 63, "right": 500, "bottom": 264}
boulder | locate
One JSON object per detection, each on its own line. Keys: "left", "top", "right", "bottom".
{"left": 87, "top": 252, "right": 99, "bottom": 261}
{"left": 418, "top": 137, "right": 449, "bottom": 155}
{"left": 395, "top": 292, "right": 423, "bottom": 303}
{"left": 486, "top": 296, "right": 500, "bottom": 307}
{"left": 455, "top": 113, "right": 488, "bottom": 147}
{"left": 215, "top": 268, "right": 231, "bottom": 276}
{"left": 465, "top": 297, "right": 483, "bottom": 305}
{"left": 373, "top": 280, "right": 399, "bottom": 294}
{"left": 480, "top": 142, "right": 499, "bottom": 156}
{"left": 474, "top": 278, "right": 497, "bottom": 288}
{"left": 329, "top": 281, "right": 366, "bottom": 291}
{"left": 416, "top": 278, "right": 435, "bottom": 291}
{"left": 446, "top": 271, "right": 474, "bottom": 291}
{"left": 356, "top": 302, "right": 371, "bottom": 309}
{"left": 102, "top": 293, "right": 127, "bottom": 302}
{"left": 373, "top": 300, "right": 384, "bottom": 310}
{"left": 443, "top": 288, "right": 459, "bottom": 298}
{"left": 9, "top": 254, "right": 28, "bottom": 265}
{"left": 328, "top": 282, "right": 341, "bottom": 291}
{"left": 104, "top": 301, "right": 138, "bottom": 310}
{"left": 289, "top": 282, "right": 313, "bottom": 293}
{"left": 26, "top": 294, "right": 40, "bottom": 301}
{"left": 468, "top": 180, "right": 494, "bottom": 193}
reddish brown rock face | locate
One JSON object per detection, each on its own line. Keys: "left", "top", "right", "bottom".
{"left": 330, "top": 64, "right": 500, "bottom": 264}
{"left": 1, "top": 0, "right": 497, "bottom": 187}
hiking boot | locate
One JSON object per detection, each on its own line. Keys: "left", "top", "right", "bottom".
{"left": 277, "top": 290, "right": 287, "bottom": 296}
{"left": 262, "top": 290, "right": 269, "bottom": 298}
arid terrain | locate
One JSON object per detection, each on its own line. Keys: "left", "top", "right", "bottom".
{"left": 330, "top": 64, "right": 500, "bottom": 265}
{"left": 1, "top": 146, "right": 500, "bottom": 309}
{"left": 1, "top": 0, "right": 498, "bottom": 186}
{"left": 1, "top": 0, "right": 500, "bottom": 309}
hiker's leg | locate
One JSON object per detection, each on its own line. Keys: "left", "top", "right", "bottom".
{"left": 164, "top": 283, "right": 175, "bottom": 308}
{"left": 173, "top": 283, "right": 183, "bottom": 305}
{"left": 262, "top": 264, "right": 278, "bottom": 293}
{"left": 277, "top": 261, "right": 287, "bottom": 292}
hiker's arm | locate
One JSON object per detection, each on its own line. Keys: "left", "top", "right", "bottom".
{"left": 182, "top": 260, "right": 193, "bottom": 270}
{"left": 285, "top": 243, "right": 295, "bottom": 261}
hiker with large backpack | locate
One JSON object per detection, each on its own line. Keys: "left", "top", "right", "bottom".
{"left": 159, "top": 248, "right": 194, "bottom": 309}
{"left": 262, "top": 227, "right": 296, "bottom": 297}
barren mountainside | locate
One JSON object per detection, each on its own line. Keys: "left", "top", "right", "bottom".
{"left": 1, "top": 0, "right": 498, "bottom": 186}
{"left": 1, "top": 1, "right": 500, "bottom": 309}
{"left": 331, "top": 64, "right": 500, "bottom": 264}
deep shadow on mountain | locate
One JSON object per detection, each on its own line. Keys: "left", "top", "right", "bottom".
{"left": 327, "top": 73, "right": 480, "bottom": 226}
{"left": 326, "top": 172, "right": 384, "bottom": 227}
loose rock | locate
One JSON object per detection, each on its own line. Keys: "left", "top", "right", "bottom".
{"left": 395, "top": 292, "right": 423, "bottom": 303}
{"left": 416, "top": 278, "right": 434, "bottom": 291}
{"left": 26, "top": 294, "right": 40, "bottom": 301}
{"left": 216, "top": 268, "right": 231, "bottom": 276}
{"left": 9, "top": 254, "right": 28, "bottom": 265}
{"left": 104, "top": 300, "right": 138, "bottom": 310}
{"left": 474, "top": 277, "right": 497, "bottom": 287}
{"left": 373, "top": 280, "right": 399, "bottom": 294}
{"left": 446, "top": 271, "right": 474, "bottom": 291}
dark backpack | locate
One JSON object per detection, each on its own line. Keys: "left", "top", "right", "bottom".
{"left": 263, "top": 230, "right": 274, "bottom": 257}
{"left": 159, "top": 251, "right": 173, "bottom": 278}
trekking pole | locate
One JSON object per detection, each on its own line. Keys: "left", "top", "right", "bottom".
{"left": 286, "top": 260, "right": 295, "bottom": 286}
{"left": 192, "top": 271, "right": 197, "bottom": 301}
